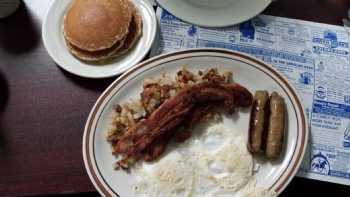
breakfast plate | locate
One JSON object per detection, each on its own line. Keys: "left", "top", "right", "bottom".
{"left": 83, "top": 49, "right": 308, "bottom": 196}
{"left": 156, "top": 0, "right": 272, "bottom": 27}
{"left": 42, "top": 0, "right": 157, "bottom": 78}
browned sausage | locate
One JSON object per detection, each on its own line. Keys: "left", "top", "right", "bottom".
{"left": 248, "top": 90, "right": 269, "bottom": 154}
{"left": 266, "top": 92, "right": 285, "bottom": 159}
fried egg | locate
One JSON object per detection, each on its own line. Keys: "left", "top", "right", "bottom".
{"left": 134, "top": 151, "right": 194, "bottom": 196}
{"left": 133, "top": 124, "right": 276, "bottom": 197}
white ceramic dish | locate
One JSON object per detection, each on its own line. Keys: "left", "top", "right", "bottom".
{"left": 83, "top": 49, "right": 308, "bottom": 196}
{"left": 42, "top": 0, "right": 157, "bottom": 78}
{"left": 156, "top": 0, "right": 271, "bottom": 27}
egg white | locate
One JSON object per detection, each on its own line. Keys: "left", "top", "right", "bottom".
{"left": 133, "top": 123, "right": 276, "bottom": 197}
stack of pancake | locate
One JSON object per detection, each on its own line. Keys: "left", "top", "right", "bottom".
{"left": 63, "top": 0, "right": 142, "bottom": 61}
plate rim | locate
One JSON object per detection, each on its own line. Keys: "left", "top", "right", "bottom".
{"left": 42, "top": 0, "right": 157, "bottom": 79}
{"left": 83, "top": 48, "right": 309, "bottom": 196}
{"left": 156, "top": 0, "right": 272, "bottom": 27}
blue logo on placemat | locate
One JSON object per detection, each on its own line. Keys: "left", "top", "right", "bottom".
{"left": 344, "top": 122, "right": 350, "bottom": 141}
{"left": 161, "top": 9, "right": 177, "bottom": 21}
{"left": 312, "top": 30, "right": 349, "bottom": 49}
{"left": 311, "top": 152, "right": 330, "bottom": 175}
{"left": 316, "top": 86, "right": 326, "bottom": 99}
{"left": 343, "top": 121, "right": 350, "bottom": 148}
{"left": 324, "top": 30, "right": 338, "bottom": 48}
{"left": 187, "top": 25, "right": 197, "bottom": 37}
{"left": 239, "top": 21, "right": 255, "bottom": 40}
{"left": 299, "top": 72, "right": 313, "bottom": 85}
{"left": 312, "top": 30, "right": 349, "bottom": 55}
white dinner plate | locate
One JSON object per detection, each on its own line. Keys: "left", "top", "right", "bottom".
{"left": 42, "top": 0, "right": 157, "bottom": 78}
{"left": 156, "top": 0, "right": 272, "bottom": 27}
{"left": 83, "top": 49, "right": 308, "bottom": 196}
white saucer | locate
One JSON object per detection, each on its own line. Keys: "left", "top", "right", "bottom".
{"left": 42, "top": 0, "right": 157, "bottom": 78}
{"left": 156, "top": 0, "right": 271, "bottom": 27}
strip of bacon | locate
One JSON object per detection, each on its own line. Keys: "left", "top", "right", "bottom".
{"left": 112, "top": 81, "right": 252, "bottom": 168}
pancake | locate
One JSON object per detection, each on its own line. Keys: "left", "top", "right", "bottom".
{"left": 65, "top": 36, "right": 127, "bottom": 61}
{"left": 112, "top": 5, "right": 142, "bottom": 57}
{"left": 66, "top": 4, "right": 142, "bottom": 62}
{"left": 63, "top": 0, "right": 133, "bottom": 51}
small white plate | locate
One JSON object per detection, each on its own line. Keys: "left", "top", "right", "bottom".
{"left": 42, "top": 0, "right": 157, "bottom": 78}
{"left": 83, "top": 49, "right": 308, "bottom": 196}
{"left": 156, "top": 0, "right": 271, "bottom": 27}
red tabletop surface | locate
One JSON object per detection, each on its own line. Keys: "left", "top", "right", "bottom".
{"left": 1, "top": 0, "right": 350, "bottom": 196}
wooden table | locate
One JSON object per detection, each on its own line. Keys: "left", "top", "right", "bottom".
{"left": 1, "top": 0, "right": 350, "bottom": 196}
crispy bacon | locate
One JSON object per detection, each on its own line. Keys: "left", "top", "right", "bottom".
{"left": 112, "top": 81, "right": 253, "bottom": 167}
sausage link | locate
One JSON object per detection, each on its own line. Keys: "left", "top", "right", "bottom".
{"left": 248, "top": 90, "right": 269, "bottom": 154}
{"left": 266, "top": 92, "right": 285, "bottom": 159}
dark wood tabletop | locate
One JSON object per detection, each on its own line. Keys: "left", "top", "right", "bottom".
{"left": 1, "top": 0, "right": 350, "bottom": 196}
